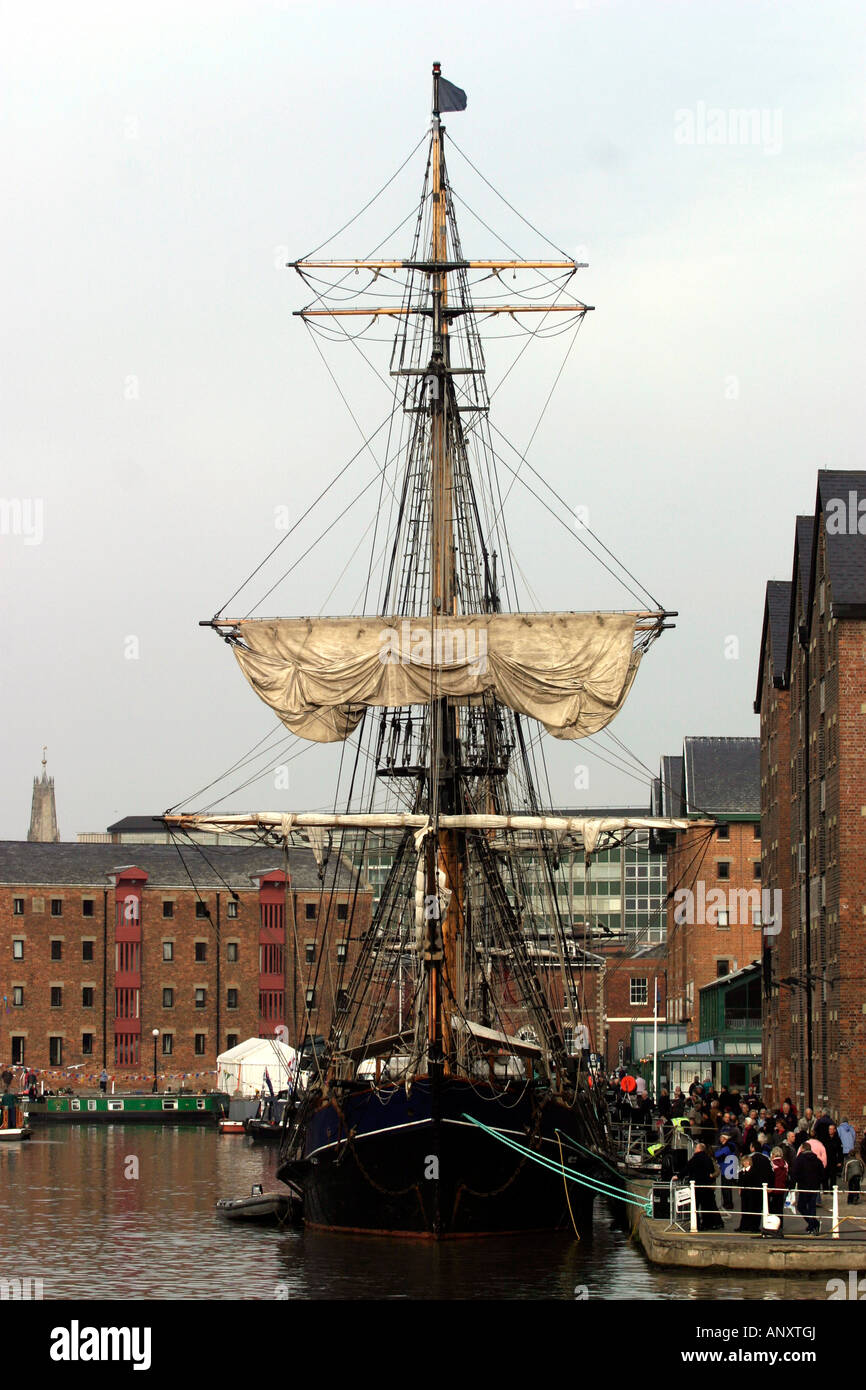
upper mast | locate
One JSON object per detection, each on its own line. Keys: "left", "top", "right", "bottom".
{"left": 428, "top": 61, "right": 456, "bottom": 1066}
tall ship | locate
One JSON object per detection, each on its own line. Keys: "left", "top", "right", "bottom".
{"left": 167, "top": 65, "right": 684, "bottom": 1237}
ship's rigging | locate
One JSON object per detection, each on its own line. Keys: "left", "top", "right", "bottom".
{"left": 164, "top": 67, "right": 692, "bottom": 1235}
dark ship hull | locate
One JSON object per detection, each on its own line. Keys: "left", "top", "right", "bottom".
{"left": 278, "top": 1077, "right": 608, "bottom": 1238}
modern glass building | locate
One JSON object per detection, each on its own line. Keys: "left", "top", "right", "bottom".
{"left": 343, "top": 808, "right": 668, "bottom": 946}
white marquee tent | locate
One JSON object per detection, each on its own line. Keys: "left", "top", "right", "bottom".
{"left": 216, "top": 1036, "right": 297, "bottom": 1098}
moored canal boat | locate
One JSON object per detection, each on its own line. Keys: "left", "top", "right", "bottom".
{"left": 0, "top": 1106, "right": 32, "bottom": 1141}
{"left": 24, "top": 1092, "right": 229, "bottom": 1124}
{"left": 1, "top": 1076, "right": 32, "bottom": 1140}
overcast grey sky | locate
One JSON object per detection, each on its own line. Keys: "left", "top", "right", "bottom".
{"left": 3, "top": 0, "right": 864, "bottom": 839}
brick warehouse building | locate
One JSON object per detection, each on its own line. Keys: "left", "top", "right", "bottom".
{"left": 598, "top": 943, "right": 668, "bottom": 1071}
{"left": 0, "top": 842, "right": 371, "bottom": 1086}
{"left": 654, "top": 738, "right": 763, "bottom": 1067}
{"left": 757, "top": 471, "right": 866, "bottom": 1122}
{"left": 754, "top": 558, "right": 800, "bottom": 1110}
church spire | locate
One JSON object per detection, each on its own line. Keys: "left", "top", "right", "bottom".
{"left": 28, "top": 747, "right": 60, "bottom": 842}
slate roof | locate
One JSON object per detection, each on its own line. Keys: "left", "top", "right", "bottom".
{"left": 0, "top": 842, "right": 360, "bottom": 891}
{"left": 794, "top": 515, "right": 814, "bottom": 617}
{"left": 660, "top": 755, "right": 685, "bottom": 818}
{"left": 682, "top": 737, "right": 760, "bottom": 817}
{"left": 766, "top": 580, "right": 793, "bottom": 682}
{"left": 105, "top": 816, "right": 171, "bottom": 834}
{"left": 700, "top": 960, "right": 762, "bottom": 993}
{"left": 648, "top": 757, "right": 685, "bottom": 852}
{"left": 816, "top": 470, "right": 866, "bottom": 618}
{"left": 754, "top": 579, "right": 792, "bottom": 712}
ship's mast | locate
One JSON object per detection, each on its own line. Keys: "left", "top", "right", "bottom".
{"left": 276, "top": 65, "right": 603, "bottom": 1076}
{"left": 427, "top": 60, "right": 459, "bottom": 1069}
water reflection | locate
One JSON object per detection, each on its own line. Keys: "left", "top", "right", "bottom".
{"left": 0, "top": 1130, "right": 836, "bottom": 1300}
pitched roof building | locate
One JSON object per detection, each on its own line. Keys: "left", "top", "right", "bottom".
{"left": 0, "top": 840, "right": 371, "bottom": 1084}
{"left": 756, "top": 470, "right": 866, "bottom": 1122}
{"left": 655, "top": 737, "right": 762, "bottom": 1078}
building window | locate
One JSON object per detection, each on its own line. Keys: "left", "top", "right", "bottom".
{"left": 11, "top": 1038, "right": 25, "bottom": 1065}
{"left": 716, "top": 825, "right": 730, "bottom": 840}
{"left": 163, "top": 988, "right": 174, "bottom": 1009}
{"left": 162, "top": 1034, "right": 173, "bottom": 1056}
{"left": 717, "top": 908, "right": 730, "bottom": 929}
{"left": 82, "top": 899, "right": 95, "bottom": 917}
{"left": 162, "top": 901, "right": 174, "bottom": 919}
{"left": 717, "top": 862, "right": 730, "bottom": 880}
{"left": 49, "top": 1037, "right": 63, "bottom": 1066}
{"left": 82, "top": 941, "right": 94, "bottom": 962}
{"left": 753, "top": 862, "right": 761, "bottom": 880}
{"left": 226, "top": 901, "right": 238, "bottom": 919}
{"left": 82, "top": 1033, "right": 94, "bottom": 1055}
{"left": 305, "top": 988, "right": 316, "bottom": 1008}
{"left": 12, "top": 898, "right": 24, "bottom": 916}
{"left": 195, "top": 988, "right": 207, "bottom": 1009}
{"left": 227, "top": 989, "right": 238, "bottom": 1010}
{"left": 227, "top": 942, "right": 239, "bottom": 963}
{"left": 305, "top": 941, "right": 316, "bottom": 963}
{"left": 12, "top": 939, "right": 24, "bottom": 960}
{"left": 50, "top": 940, "right": 62, "bottom": 961}
{"left": 305, "top": 902, "right": 317, "bottom": 921}
{"left": 82, "top": 987, "right": 94, "bottom": 1008}
{"left": 226, "top": 1034, "right": 239, "bottom": 1050}
{"left": 163, "top": 942, "right": 174, "bottom": 962}
{"left": 336, "top": 989, "right": 349, "bottom": 1010}
{"left": 194, "top": 942, "right": 207, "bottom": 962}
{"left": 629, "top": 978, "right": 648, "bottom": 1007}
{"left": 753, "top": 823, "right": 761, "bottom": 840}
{"left": 336, "top": 941, "right": 348, "bottom": 963}
{"left": 337, "top": 903, "right": 348, "bottom": 921}
{"left": 50, "top": 898, "right": 63, "bottom": 916}
{"left": 716, "top": 959, "right": 730, "bottom": 977}
{"left": 194, "top": 1034, "right": 206, "bottom": 1056}
{"left": 195, "top": 902, "right": 209, "bottom": 919}
{"left": 12, "top": 986, "right": 24, "bottom": 1007}
{"left": 50, "top": 986, "right": 63, "bottom": 1008}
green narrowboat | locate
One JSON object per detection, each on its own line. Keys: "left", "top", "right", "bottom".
{"left": 23, "top": 1093, "right": 229, "bottom": 1124}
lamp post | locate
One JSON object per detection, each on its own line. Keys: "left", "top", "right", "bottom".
{"left": 151, "top": 1029, "right": 159, "bottom": 1094}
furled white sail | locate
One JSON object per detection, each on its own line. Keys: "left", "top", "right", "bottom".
{"left": 228, "top": 612, "right": 641, "bottom": 743}
{"left": 164, "top": 811, "right": 692, "bottom": 854}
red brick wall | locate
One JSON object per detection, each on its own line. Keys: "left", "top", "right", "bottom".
{"left": 759, "top": 617, "right": 793, "bottom": 1110}
{"left": 666, "top": 821, "right": 763, "bottom": 1043}
{"left": 761, "top": 508, "right": 866, "bottom": 1123}
{"left": 0, "top": 878, "right": 371, "bottom": 1088}
{"left": 495, "top": 958, "right": 603, "bottom": 1059}
{"left": 601, "top": 947, "right": 667, "bottom": 1067}
{"left": 834, "top": 622, "right": 866, "bottom": 1122}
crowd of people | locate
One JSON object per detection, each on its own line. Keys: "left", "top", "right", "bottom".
{"left": 610, "top": 1071, "right": 866, "bottom": 1237}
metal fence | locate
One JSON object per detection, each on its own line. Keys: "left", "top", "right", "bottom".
{"left": 661, "top": 1181, "right": 866, "bottom": 1239}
